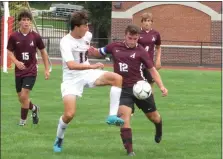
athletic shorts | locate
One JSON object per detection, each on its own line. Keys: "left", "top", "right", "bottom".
{"left": 61, "top": 69, "right": 107, "bottom": 98}
{"left": 15, "top": 76, "right": 36, "bottom": 93}
{"left": 119, "top": 87, "right": 157, "bottom": 114}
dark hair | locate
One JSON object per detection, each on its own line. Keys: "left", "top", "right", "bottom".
{"left": 141, "top": 12, "right": 153, "bottom": 22}
{"left": 125, "top": 24, "right": 140, "bottom": 35}
{"left": 70, "top": 10, "right": 88, "bottom": 30}
{"left": 18, "top": 9, "right": 33, "bottom": 21}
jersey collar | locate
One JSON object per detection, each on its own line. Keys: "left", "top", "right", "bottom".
{"left": 141, "top": 28, "right": 152, "bottom": 33}
{"left": 123, "top": 41, "right": 138, "bottom": 48}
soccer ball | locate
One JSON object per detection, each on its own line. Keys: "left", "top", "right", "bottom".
{"left": 133, "top": 80, "right": 152, "bottom": 100}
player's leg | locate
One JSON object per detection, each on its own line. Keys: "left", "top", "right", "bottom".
{"left": 16, "top": 76, "right": 39, "bottom": 125}
{"left": 146, "top": 110, "right": 162, "bottom": 143}
{"left": 118, "top": 88, "right": 135, "bottom": 156}
{"left": 23, "top": 76, "right": 39, "bottom": 124}
{"left": 87, "top": 70, "right": 124, "bottom": 126}
{"left": 54, "top": 81, "right": 83, "bottom": 152}
{"left": 135, "top": 94, "right": 162, "bottom": 143}
{"left": 54, "top": 95, "right": 77, "bottom": 152}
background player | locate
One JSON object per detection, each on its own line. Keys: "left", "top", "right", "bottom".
{"left": 138, "top": 12, "right": 162, "bottom": 92}
{"left": 7, "top": 9, "right": 50, "bottom": 126}
{"left": 88, "top": 24, "right": 168, "bottom": 156}
{"left": 53, "top": 10, "right": 124, "bottom": 153}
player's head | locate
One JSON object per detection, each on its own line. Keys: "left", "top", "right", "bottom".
{"left": 70, "top": 10, "right": 89, "bottom": 38}
{"left": 124, "top": 24, "right": 140, "bottom": 48}
{"left": 18, "top": 9, "right": 32, "bottom": 30}
{"left": 141, "top": 12, "right": 153, "bottom": 31}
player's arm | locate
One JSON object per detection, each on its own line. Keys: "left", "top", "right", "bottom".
{"left": 39, "top": 49, "right": 50, "bottom": 71}
{"left": 148, "top": 67, "right": 164, "bottom": 89}
{"left": 155, "top": 33, "right": 162, "bottom": 70}
{"left": 66, "top": 61, "right": 104, "bottom": 70}
{"left": 88, "top": 46, "right": 107, "bottom": 57}
{"left": 88, "top": 42, "right": 114, "bottom": 57}
{"left": 7, "top": 35, "right": 26, "bottom": 70}
{"left": 155, "top": 45, "right": 161, "bottom": 70}
{"left": 148, "top": 67, "right": 167, "bottom": 96}
{"left": 37, "top": 35, "right": 50, "bottom": 79}
{"left": 61, "top": 42, "right": 103, "bottom": 70}
{"left": 7, "top": 50, "right": 26, "bottom": 70}
{"left": 39, "top": 48, "right": 50, "bottom": 79}
{"left": 141, "top": 51, "right": 168, "bottom": 96}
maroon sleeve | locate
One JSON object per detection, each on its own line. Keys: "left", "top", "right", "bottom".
{"left": 155, "top": 32, "right": 161, "bottom": 46}
{"left": 104, "top": 42, "right": 117, "bottom": 55}
{"left": 36, "top": 34, "right": 45, "bottom": 50}
{"left": 7, "top": 35, "right": 15, "bottom": 52}
{"left": 140, "top": 49, "right": 154, "bottom": 69}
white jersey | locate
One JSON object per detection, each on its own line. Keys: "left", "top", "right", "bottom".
{"left": 60, "top": 31, "right": 92, "bottom": 81}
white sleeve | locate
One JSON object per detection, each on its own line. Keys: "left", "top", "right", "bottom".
{"left": 60, "top": 39, "right": 73, "bottom": 62}
{"left": 85, "top": 31, "right": 92, "bottom": 42}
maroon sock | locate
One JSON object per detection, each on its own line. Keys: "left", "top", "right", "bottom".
{"left": 120, "top": 128, "right": 133, "bottom": 153}
{"left": 21, "top": 108, "right": 29, "bottom": 120}
{"left": 29, "top": 101, "right": 36, "bottom": 112}
{"left": 29, "top": 102, "right": 33, "bottom": 110}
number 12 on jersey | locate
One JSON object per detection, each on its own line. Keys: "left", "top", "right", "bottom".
{"left": 119, "top": 62, "right": 128, "bottom": 72}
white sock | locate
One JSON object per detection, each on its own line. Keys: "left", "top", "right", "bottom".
{"left": 56, "top": 116, "right": 68, "bottom": 139}
{"left": 32, "top": 105, "right": 36, "bottom": 111}
{"left": 109, "top": 86, "right": 122, "bottom": 116}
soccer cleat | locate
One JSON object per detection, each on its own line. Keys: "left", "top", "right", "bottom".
{"left": 31, "top": 105, "right": 40, "bottom": 124}
{"left": 127, "top": 152, "right": 136, "bottom": 156}
{"left": 106, "top": 115, "right": 124, "bottom": 126}
{"left": 53, "top": 137, "right": 63, "bottom": 152}
{"left": 155, "top": 134, "right": 162, "bottom": 143}
{"left": 19, "top": 119, "right": 26, "bottom": 126}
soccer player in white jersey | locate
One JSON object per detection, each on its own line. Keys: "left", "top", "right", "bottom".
{"left": 53, "top": 10, "right": 124, "bottom": 152}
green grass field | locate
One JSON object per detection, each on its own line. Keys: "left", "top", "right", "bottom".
{"left": 1, "top": 66, "right": 221, "bottom": 159}
{"left": 35, "top": 18, "right": 68, "bottom": 30}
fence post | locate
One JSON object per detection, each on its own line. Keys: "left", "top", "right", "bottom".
{"left": 42, "top": 11, "right": 43, "bottom": 37}
{"left": 199, "top": 42, "right": 203, "bottom": 66}
{"left": 14, "top": 13, "right": 16, "bottom": 31}
{"left": 47, "top": 38, "right": 50, "bottom": 54}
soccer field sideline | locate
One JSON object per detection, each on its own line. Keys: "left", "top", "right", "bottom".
{"left": 35, "top": 58, "right": 222, "bottom": 72}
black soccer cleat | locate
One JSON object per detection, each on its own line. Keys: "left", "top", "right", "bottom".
{"left": 32, "top": 105, "right": 40, "bottom": 124}
{"left": 155, "top": 134, "right": 162, "bottom": 143}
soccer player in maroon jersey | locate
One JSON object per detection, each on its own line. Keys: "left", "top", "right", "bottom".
{"left": 138, "top": 12, "right": 162, "bottom": 90}
{"left": 88, "top": 24, "right": 168, "bottom": 156}
{"left": 7, "top": 9, "right": 50, "bottom": 126}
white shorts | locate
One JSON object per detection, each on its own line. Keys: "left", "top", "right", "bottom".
{"left": 61, "top": 69, "right": 107, "bottom": 98}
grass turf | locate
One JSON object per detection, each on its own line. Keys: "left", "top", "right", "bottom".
{"left": 1, "top": 66, "right": 221, "bottom": 159}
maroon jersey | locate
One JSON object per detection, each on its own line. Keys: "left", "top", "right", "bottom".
{"left": 103, "top": 42, "right": 153, "bottom": 88}
{"left": 7, "top": 30, "right": 45, "bottom": 77}
{"left": 138, "top": 29, "right": 161, "bottom": 61}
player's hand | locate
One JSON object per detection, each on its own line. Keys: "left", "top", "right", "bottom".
{"left": 88, "top": 46, "right": 98, "bottom": 56}
{"left": 155, "top": 60, "right": 161, "bottom": 70}
{"left": 91, "top": 62, "right": 104, "bottom": 69}
{"left": 15, "top": 61, "right": 26, "bottom": 70}
{"left": 44, "top": 70, "right": 50, "bottom": 80}
{"left": 160, "top": 86, "right": 168, "bottom": 97}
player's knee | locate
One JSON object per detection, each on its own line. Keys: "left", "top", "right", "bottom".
{"left": 112, "top": 73, "right": 122, "bottom": 87}
{"left": 147, "top": 112, "right": 161, "bottom": 123}
{"left": 121, "top": 118, "right": 131, "bottom": 128}
{"left": 19, "top": 93, "right": 29, "bottom": 103}
{"left": 118, "top": 113, "right": 131, "bottom": 128}
{"left": 64, "top": 112, "right": 75, "bottom": 121}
